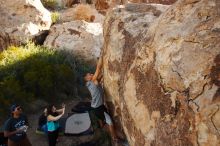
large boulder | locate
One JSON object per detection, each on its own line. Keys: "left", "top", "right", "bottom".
{"left": 44, "top": 20, "right": 103, "bottom": 65}
{"left": 103, "top": 0, "right": 220, "bottom": 146}
{"left": 0, "top": 0, "right": 52, "bottom": 51}
{"left": 103, "top": 3, "right": 170, "bottom": 145}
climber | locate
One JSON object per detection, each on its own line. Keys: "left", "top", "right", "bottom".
{"left": 84, "top": 57, "right": 118, "bottom": 141}
{"left": 3, "top": 104, "right": 32, "bottom": 146}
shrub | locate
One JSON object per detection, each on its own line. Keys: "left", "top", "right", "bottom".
{"left": 0, "top": 43, "right": 76, "bottom": 120}
{"left": 42, "top": 0, "right": 57, "bottom": 9}
{"left": 51, "top": 11, "right": 60, "bottom": 24}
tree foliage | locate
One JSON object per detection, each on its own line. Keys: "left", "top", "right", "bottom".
{"left": 0, "top": 43, "right": 76, "bottom": 119}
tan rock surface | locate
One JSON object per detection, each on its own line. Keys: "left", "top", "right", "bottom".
{"left": 44, "top": 20, "right": 103, "bottom": 65}
{"left": 94, "top": 0, "right": 127, "bottom": 13}
{"left": 60, "top": 4, "right": 104, "bottom": 23}
{"left": 129, "top": 0, "right": 177, "bottom": 5}
{"left": 0, "top": 0, "right": 51, "bottom": 51}
{"left": 103, "top": 0, "right": 220, "bottom": 145}
{"left": 93, "top": 0, "right": 176, "bottom": 12}
{"left": 103, "top": 3, "right": 170, "bottom": 146}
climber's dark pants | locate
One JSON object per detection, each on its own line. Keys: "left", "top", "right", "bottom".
{"left": 91, "top": 105, "right": 108, "bottom": 125}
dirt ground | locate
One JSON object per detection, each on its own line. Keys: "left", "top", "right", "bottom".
{"left": 2, "top": 98, "right": 126, "bottom": 146}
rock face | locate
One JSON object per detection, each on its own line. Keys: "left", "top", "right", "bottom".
{"left": 94, "top": 0, "right": 127, "bottom": 11}
{"left": 103, "top": 0, "right": 220, "bottom": 146}
{"left": 93, "top": 0, "right": 176, "bottom": 15}
{"left": 55, "top": 0, "right": 81, "bottom": 8}
{"left": 60, "top": 4, "right": 104, "bottom": 23}
{"left": 0, "top": 0, "right": 51, "bottom": 51}
{"left": 44, "top": 21, "right": 103, "bottom": 65}
{"left": 129, "top": 0, "right": 176, "bottom": 5}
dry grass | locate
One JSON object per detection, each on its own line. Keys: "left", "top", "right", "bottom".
{"left": 95, "top": 0, "right": 109, "bottom": 10}
{"left": 73, "top": 4, "right": 96, "bottom": 22}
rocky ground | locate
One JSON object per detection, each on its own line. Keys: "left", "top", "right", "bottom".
{"left": 27, "top": 98, "right": 94, "bottom": 146}
{"left": 26, "top": 98, "right": 124, "bottom": 146}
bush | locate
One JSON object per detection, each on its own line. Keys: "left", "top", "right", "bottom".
{"left": 0, "top": 43, "right": 76, "bottom": 120}
{"left": 42, "top": 0, "right": 57, "bottom": 9}
{"left": 51, "top": 11, "right": 60, "bottom": 24}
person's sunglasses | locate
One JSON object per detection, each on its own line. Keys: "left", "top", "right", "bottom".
{"left": 16, "top": 107, "right": 21, "bottom": 111}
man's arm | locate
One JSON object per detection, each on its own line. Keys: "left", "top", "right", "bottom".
{"left": 92, "top": 57, "right": 103, "bottom": 82}
{"left": 4, "top": 130, "right": 21, "bottom": 137}
{"left": 4, "top": 120, "right": 24, "bottom": 137}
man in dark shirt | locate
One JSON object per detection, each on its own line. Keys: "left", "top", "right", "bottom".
{"left": 4, "top": 104, "right": 31, "bottom": 146}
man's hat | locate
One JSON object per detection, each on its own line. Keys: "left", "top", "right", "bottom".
{"left": 10, "top": 104, "right": 20, "bottom": 112}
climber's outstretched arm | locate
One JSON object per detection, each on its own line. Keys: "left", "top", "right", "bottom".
{"left": 92, "top": 57, "right": 103, "bottom": 82}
